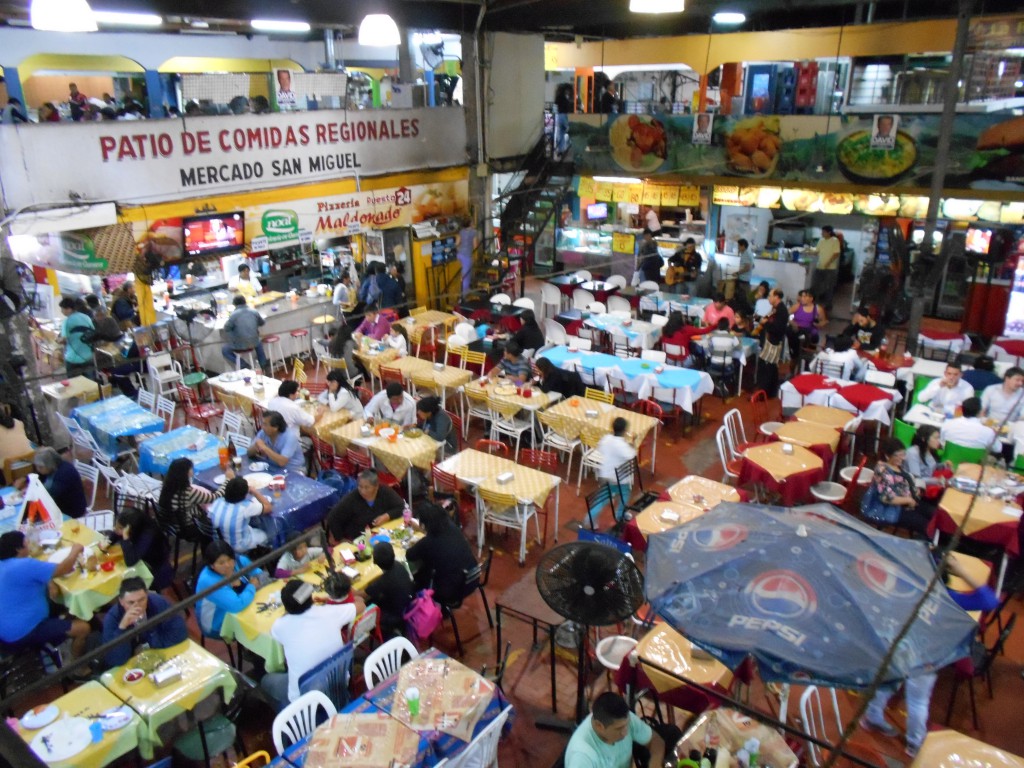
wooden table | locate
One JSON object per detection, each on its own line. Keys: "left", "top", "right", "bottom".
{"left": 41, "top": 376, "right": 101, "bottom": 409}
{"left": 934, "top": 488, "right": 1022, "bottom": 593}
{"left": 666, "top": 476, "right": 742, "bottom": 508}
{"left": 338, "top": 419, "right": 442, "bottom": 498}
{"left": 398, "top": 311, "right": 460, "bottom": 345}
{"left": 637, "top": 624, "right": 733, "bottom": 695}
{"left": 740, "top": 443, "right": 825, "bottom": 505}
{"left": 774, "top": 421, "right": 840, "bottom": 452}
{"left": 634, "top": 501, "right": 709, "bottom": 538}
{"left": 13, "top": 681, "right": 143, "bottom": 768}
{"left": 793, "top": 405, "right": 855, "bottom": 430}
{"left": 910, "top": 729, "right": 1024, "bottom": 768}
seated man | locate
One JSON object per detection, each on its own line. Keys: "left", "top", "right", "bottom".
{"left": 353, "top": 304, "right": 391, "bottom": 342}
{"left": 842, "top": 306, "right": 886, "bottom": 352}
{"left": 249, "top": 410, "right": 307, "bottom": 474}
{"left": 488, "top": 340, "right": 532, "bottom": 384}
{"left": 962, "top": 355, "right": 1002, "bottom": 392}
{"left": 981, "top": 366, "right": 1024, "bottom": 424}
{"left": 267, "top": 380, "right": 316, "bottom": 437}
{"left": 416, "top": 396, "right": 457, "bottom": 455}
{"left": 566, "top": 692, "right": 674, "bottom": 768}
{"left": 260, "top": 577, "right": 361, "bottom": 711}
{"left": 208, "top": 476, "right": 273, "bottom": 552}
{"left": 101, "top": 576, "right": 188, "bottom": 666}
{"left": 919, "top": 362, "right": 974, "bottom": 413}
{"left": 364, "top": 382, "right": 417, "bottom": 427}
{"left": 326, "top": 469, "right": 407, "bottom": 544}
{"left": 701, "top": 292, "right": 735, "bottom": 329}
{"left": 0, "top": 532, "right": 91, "bottom": 657}
{"left": 535, "top": 356, "right": 583, "bottom": 399}
{"left": 940, "top": 397, "right": 996, "bottom": 450}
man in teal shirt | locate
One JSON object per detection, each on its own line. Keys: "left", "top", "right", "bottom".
{"left": 566, "top": 692, "right": 667, "bottom": 768}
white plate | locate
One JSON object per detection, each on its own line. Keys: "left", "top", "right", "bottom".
{"left": 38, "top": 530, "right": 61, "bottom": 547}
{"left": 248, "top": 461, "right": 269, "bottom": 472}
{"left": 99, "top": 707, "right": 133, "bottom": 731}
{"left": 219, "top": 372, "right": 240, "bottom": 383}
{"left": 244, "top": 472, "right": 275, "bottom": 489}
{"left": 379, "top": 428, "right": 396, "bottom": 439}
{"left": 213, "top": 473, "right": 227, "bottom": 485}
{"left": 30, "top": 717, "right": 92, "bottom": 762}
{"left": 20, "top": 704, "right": 59, "bottom": 730}
{"left": 47, "top": 546, "right": 72, "bottom": 564}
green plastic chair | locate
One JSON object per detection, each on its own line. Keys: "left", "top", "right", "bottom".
{"left": 892, "top": 419, "right": 916, "bottom": 448}
{"left": 910, "top": 375, "right": 935, "bottom": 407}
{"left": 941, "top": 441, "right": 987, "bottom": 469}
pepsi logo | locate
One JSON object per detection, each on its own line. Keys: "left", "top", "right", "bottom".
{"left": 744, "top": 570, "right": 818, "bottom": 619}
{"left": 856, "top": 553, "right": 919, "bottom": 599}
{"left": 691, "top": 523, "right": 749, "bottom": 551}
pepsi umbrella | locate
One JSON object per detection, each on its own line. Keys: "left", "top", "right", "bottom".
{"left": 645, "top": 502, "right": 977, "bottom": 688}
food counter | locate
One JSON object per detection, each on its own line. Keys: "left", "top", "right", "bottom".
{"left": 157, "top": 291, "right": 335, "bottom": 374}
{"left": 556, "top": 226, "right": 636, "bottom": 278}
{"left": 713, "top": 251, "right": 815, "bottom": 303}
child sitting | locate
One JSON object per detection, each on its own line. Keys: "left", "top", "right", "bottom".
{"left": 274, "top": 540, "right": 324, "bottom": 578}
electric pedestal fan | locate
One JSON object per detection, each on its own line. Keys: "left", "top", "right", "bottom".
{"left": 171, "top": 308, "right": 215, "bottom": 376}
{"left": 535, "top": 541, "right": 645, "bottom": 728}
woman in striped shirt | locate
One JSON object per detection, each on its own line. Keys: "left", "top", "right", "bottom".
{"left": 158, "top": 458, "right": 225, "bottom": 541}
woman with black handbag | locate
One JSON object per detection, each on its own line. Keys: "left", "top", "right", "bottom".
{"left": 756, "top": 288, "right": 788, "bottom": 398}
{"left": 861, "top": 437, "right": 935, "bottom": 536}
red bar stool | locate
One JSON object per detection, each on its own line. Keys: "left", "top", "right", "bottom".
{"left": 289, "top": 329, "right": 312, "bottom": 361}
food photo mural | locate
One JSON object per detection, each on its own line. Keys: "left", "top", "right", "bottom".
{"left": 569, "top": 112, "right": 1024, "bottom": 197}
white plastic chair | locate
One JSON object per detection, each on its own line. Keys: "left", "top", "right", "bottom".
{"left": 543, "top": 318, "right": 568, "bottom": 347}
{"left": 137, "top": 389, "right": 156, "bottom": 412}
{"left": 455, "top": 322, "right": 478, "bottom": 345}
{"left": 638, "top": 280, "right": 660, "bottom": 292}
{"left": 364, "top": 637, "right": 418, "bottom": 690}
{"left": 157, "top": 396, "right": 176, "bottom": 430}
{"left": 799, "top": 685, "right": 841, "bottom": 768}
{"left": 75, "top": 460, "right": 100, "bottom": 510}
{"left": 82, "top": 509, "right": 115, "bottom": 531}
{"left": 587, "top": 301, "right": 606, "bottom": 315}
{"left": 572, "top": 289, "right": 595, "bottom": 310}
{"left": 716, "top": 425, "right": 740, "bottom": 483}
{"left": 219, "top": 409, "right": 246, "bottom": 437}
{"left": 723, "top": 408, "right": 752, "bottom": 461}
{"left": 640, "top": 349, "right": 666, "bottom": 364}
{"left": 93, "top": 460, "right": 122, "bottom": 499}
{"left": 512, "top": 297, "right": 535, "bottom": 311}
{"left": 444, "top": 705, "right": 514, "bottom": 768}
{"left": 146, "top": 351, "right": 183, "bottom": 400}
{"left": 565, "top": 335, "right": 592, "bottom": 351}
{"left": 606, "top": 274, "right": 627, "bottom": 289}
{"left": 575, "top": 270, "right": 592, "bottom": 281}
{"left": 649, "top": 313, "right": 669, "bottom": 328}
{"left": 607, "top": 295, "right": 632, "bottom": 316}
{"left": 864, "top": 369, "right": 897, "bottom": 388}
{"left": 540, "top": 282, "right": 563, "bottom": 318}
{"left": 225, "top": 431, "right": 251, "bottom": 453}
{"left": 491, "top": 293, "right": 512, "bottom": 306}
{"left": 271, "top": 691, "right": 337, "bottom": 756}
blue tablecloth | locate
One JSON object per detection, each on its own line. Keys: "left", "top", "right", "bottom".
{"left": 195, "top": 460, "right": 341, "bottom": 547}
{"left": 138, "top": 426, "right": 224, "bottom": 475}
{"left": 72, "top": 396, "right": 164, "bottom": 460}
{"left": 639, "top": 292, "right": 712, "bottom": 318}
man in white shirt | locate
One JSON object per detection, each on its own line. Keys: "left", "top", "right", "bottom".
{"left": 596, "top": 417, "right": 637, "bottom": 525}
{"left": 228, "top": 263, "right": 262, "bottom": 298}
{"left": 267, "top": 380, "right": 316, "bottom": 437}
{"left": 332, "top": 275, "right": 352, "bottom": 307}
{"left": 981, "top": 367, "right": 1024, "bottom": 425}
{"left": 260, "top": 578, "right": 360, "bottom": 711}
{"left": 940, "top": 397, "right": 996, "bottom": 450}
{"left": 364, "top": 382, "right": 417, "bottom": 426}
{"left": 919, "top": 362, "right": 975, "bottom": 413}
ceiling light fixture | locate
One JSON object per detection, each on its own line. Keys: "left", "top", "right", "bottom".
{"left": 94, "top": 10, "right": 162, "bottom": 26}
{"left": 358, "top": 13, "right": 400, "bottom": 46}
{"left": 30, "top": 0, "right": 97, "bottom": 31}
{"left": 629, "top": 0, "right": 684, "bottom": 14}
{"left": 713, "top": 11, "right": 746, "bottom": 25}
{"left": 251, "top": 18, "right": 310, "bottom": 33}
{"left": 593, "top": 176, "right": 643, "bottom": 184}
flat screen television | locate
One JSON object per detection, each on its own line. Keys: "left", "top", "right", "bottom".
{"left": 183, "top": 212, "right": 245, "bottom": 257}
{"left": 965, "top": 226, "right": 993, "bottom": 255}
{"left": 586, "top": 202, "right": 608, "bottom": 221}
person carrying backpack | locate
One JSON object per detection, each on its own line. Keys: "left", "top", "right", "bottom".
{"left": 58, "top": 297, "right": 96, "bottom": 379}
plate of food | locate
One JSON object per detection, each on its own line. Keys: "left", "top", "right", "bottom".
{"left": 378, "top": 427, "right": 397, "bottom": 439}
{"left": 836, "top": 129, "right": 917, "bottom": 183}
{"left": 404, "top": 428, "right": 424, "bottom": 439}
{"left": 248, "top": 461, "right": 269, "bottom": 472}
{"left": 218, "top": 371, "right": 240, "bottom": 383}
{"left": 724, "top": 116, "right": 782, "bottom": 177}
{"left": 609, "top": 114, "right": 668, "bottom": 172}
{"left": 493, "top": 384, "right": 518, "bottom": 396}
{"left": 213, "top": 473, "right": 227, "bottom": 485}
{"left": 30, "top": 718, "right": 91, "bottom": 763}
{"left": 20, "top": 704, "right": 59, "bottom": 730}
{"left": 244, "top": 472, "right": 275, "bottom": 490}
{"left": 122, "top": 668, "right": 145, "bottom": 684}
{"left": 98, "top": 707, "right": 133, "bottom": 731}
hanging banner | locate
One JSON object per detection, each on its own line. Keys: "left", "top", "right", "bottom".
{"left": 0, "top": 107, "right": 468, "bottom": 208}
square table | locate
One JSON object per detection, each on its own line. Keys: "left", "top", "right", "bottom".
{"left": 41, "top": 376, "right": 102, "bottom": 412}
{"left": 72, "top": 396, "right": 164, "bottom": 460}
{"left": 578, "top": 280, "right": 620, "bottom": 303}
{"left": 398, "top": 311, "right": 460, "bottom": 345}
{"left": 584, "top": 313, "right": 661, "bottom": 350}
{"left": 774, "top": 420, "right": 841, "bottom": 471}
{"left": 338, "top": 420, "right": 443, "bottom": 498}
{"left": 208, "top": 369, "right": 281, "bottom": 410}
{"left": 626, "top": 502, "right": 709, "bottom": 551}
{"left": 304, "top": 711, "right": 434, "bottom": 768}
{"left": 13, "top": 681, "right": 143, "bottom": 768}
{"left": 739, "top": 443, "right": 825, "bottom": 505}
{"left": 99, "top": 639, "right": 238, "bottom": 758}
{"left": 545, "top": 396, "right": 660, "bottom": 472}
{"left": 634, "top": 624, "right": 733, "bottom": 707}
{"left": 138, "top": 426, "right": 225, "bottom": 475}
{"left": 910, "top": 730, "right": 1024, "bottom": 768}
{"left": 353, "top": 344, "right": 401, "bottom": 381}
{"left": 932, "top": 487, "right": 1021, "bottom": 593}
{"left": 792, "top": 405, "right": 855, "bottom": 430}
{"left": 388, "top": 355, "right": 473, "bottom": 402}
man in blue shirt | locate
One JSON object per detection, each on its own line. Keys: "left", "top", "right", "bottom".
{"left": 249, "top": 410, "right": 306, "bottom": 475}
{"left": 0, "top": 532, "right": 91, "bottom": 658}
{"left": 488, "top": 341, "right": 532, "bottom": 384}
{"left": 101, "top": 576, "right": 188, "bottom": 667}
{"left": 566, "top": 692, "right": 667, "bottom": 768}
{"left": 222, "top": 295, "right": 269, "bottom": 369}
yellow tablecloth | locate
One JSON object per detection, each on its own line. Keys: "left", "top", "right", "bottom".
{"left": 369, "top": 433, "right": 442, "bottom": 480}
{"left": 742, "top": 443, "right": 823, "bottom": 483}
{"left": 14, "top": 681, "right": 142, "bottom": 768}
{"left": 313, "top": 409, "right": 355, "bottom": 441}
{"left": 391, "top": 656, "right": 495, "bottom": 742}
{"left": 353, "top": 346, "right": 400, "bottom": 377}
{"left": 793, "top": 405, "right": 854, "bottom": 430}
{"left": 99, "top": 640, "right": 238, "bottom": 759}
{"left": 440, "top": 448, "right": 560, "bottom": 507}
{"left": 546, "top": 397, "right": 658, "bottom": 446}
{"left": 955, "top": 463, "right": 1017, "bottom": 486}
{"left": 306, "top": 712, "right": 427, "bottom": 768}
{"left": 39, "top": 522, "right": 153, "bottom": 621}
{"left": 41, "top": 376, "right": 100, "bottom": 403}
{"left": 939, "top": 488, "right": 1023, "bottom": 539}
{"left": 390, "top": 356, "right": 472, "bottom": 394}
{"left": 774, "top": 420, "right": 841, "bottom": 452}
{"left": 399, "top": 311, "right": 460, "bottom": 344}
{"left": 218, "top": 580, "right": 289, "bottom": 674}
{"left": 463, "top": 379, "right": 552, "bottom": 412}
{"left": 638, "top": 624, "right": 733, "bottom": 694}
{"left": 910, "top": 729, "right": 1024, "bottom": 768}
{"left": 667, "top": 476, "right": 741, "bottom": 508}
{"left": 329, "top": 419, "right": 369, "bottom": 455}
{"left": 634, "top": 502, "right": 709, "bottom": 538}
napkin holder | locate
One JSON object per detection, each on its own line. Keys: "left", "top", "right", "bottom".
{"left": 340, "top": 549, "right": 356, "bottom": 565}
{"left": 360, "top": 424, "right": 372, "bottom": 436}
{"left": 781, "top": 443, "right": 795, "bottom": 455}
{"left": 341, "top": 566, "right": 360, "bottom": 579}
{"left": 150, "top": 665, "right": 182, "bottom": 688}
{"left": 496, "top": 471, "right": 514, "bottom": 485}
{"left": 433, "top": 362, "right": 445, "bottom": 371}
{"left": 660, "top": 510, "right": 680, "bottom": 522}
{"left": 585, "top": 408, "right": 599, "bottom": 418}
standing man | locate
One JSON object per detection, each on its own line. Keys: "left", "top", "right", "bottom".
{"left": 600, "top": 82, "right": 620, "bottom": 114}
{"left": 554, "top": 82, "right": 574, "bottom": 157}
{"left": 68, "top": 82, "right": 88, "bottom": 121}
{"left": 228, "top": 263, "right": 262, "bottom": 298}
{"left": 637, "top": 230, "right": 663, "bottom": 285}
{"left": 221, "top": 295, "right": 269, "bottom": 370}
{"left": 734, "top": 238, "right": 755, "bottom": 310}
{"left": 456, "top": 216, "right": 478, "bottom": 298}
{"left": 566, "top": 692, "right": 674, "bottom": 768}
{"left": 813, "top": 226, "right": 841, "bottom": 312}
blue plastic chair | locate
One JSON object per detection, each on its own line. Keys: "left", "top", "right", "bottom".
{"left": 298, "top": 642, "right": 354, "bottom": 711}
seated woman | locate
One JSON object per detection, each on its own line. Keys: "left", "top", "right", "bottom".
{"left": 158, "top": 457, "right": 223, "bottom": 542}
{"left": 17, "top": 447, "right": 86, "bottom": 519}
{"left": 318, "top": 369, "right": 363, "bottom": 419}
{"left": 862, "top": 437, "right": 935, "bottom": 536}
{"left": 750, "top": 281, "right": 772, "bottom": 319}
{"left": 102, "top": 506, "right": 174, "bottom": 593}
{"left": 405, "top": 503, "right": 478, "bottom": 605}
{"left": 904, "top": 425, "right": 950, "bottom": 498}
{"left": 195, "top": 540, "right": 266, "bottom": 639}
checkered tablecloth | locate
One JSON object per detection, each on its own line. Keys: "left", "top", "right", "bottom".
{"left": 438, "top": 449, "right": 559, "bottom": 507}
{"left": 546, "top": 397, "right": 658, "bottom": 447}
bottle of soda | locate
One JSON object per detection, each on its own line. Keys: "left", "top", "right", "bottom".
{"left": 227, "top": 438, "right": 237, "bottom": 460}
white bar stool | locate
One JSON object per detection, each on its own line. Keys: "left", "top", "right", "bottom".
{"left": 263, "top": 335, "right": 287, "bottom": 374}
{"left": 289, "top": 328, "right": 312, "bottom": 361}
{"left": 231, "top": 347, "right": 256, "bottom": 371}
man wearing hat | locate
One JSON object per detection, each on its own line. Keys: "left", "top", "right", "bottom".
{"left": 228, "top": 263, "right": 263, "bottom": 298}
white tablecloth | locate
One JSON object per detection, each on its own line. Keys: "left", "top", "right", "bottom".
{"left": 780, "top": 376, "right": 901, "bottom": 425}
{"left": 918, "top": 332, "right": 971, "bottom": 355}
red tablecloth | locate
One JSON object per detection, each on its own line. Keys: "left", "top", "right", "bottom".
{"left": 768, "top": 434, "right": 834, "bottom": 473}
{"left": 788, "top": 373, "right": 840, "bottom": 396}
{"left": 920, "top": 329, "right": 965, "bottom": 341}
{"left": 927, "top": 508, "right": 1021, "bottom": 558}
{"left": 994, "top": 340, "right": 1024, "bottom": 358}
{"left": 858, "top": 351, "right": 913, "bottom": 373}
{"left": 622, "top": 519, "right": 648, "bottom": 552}
{"left": 837, "top": 383, "right": 892, "bottom": 412}
{"left": 738, "top": 459, "right": 824, "bottom": 505}
{"left": 614, "top": 656, "right": 726, "bottom": 715}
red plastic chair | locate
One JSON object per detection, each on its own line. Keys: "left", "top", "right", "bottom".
{"left": 251, "top": 402, "right": 266, "bottom": 433}
{"left": 175, "top": 383, "right": 224, "bottom": 432}
{"left": 519, "top": 449, "right": 558, "bottom": 545}
{"left": 356, "top": 386, "right": 374, "bottom": 406}
{"left": 474, "top": 439, "right": 509, "bottom": 457}
{"left": 311, "top": 436, "right": 335, "bottom": 475}
{"left": 750, "top": 389, "right": 784, "bottom": 442}
{"left": 445, "top": 410, "right": 464, "bottom": 455}
{"left": 379, "top": 365, "right": 405, "bottom": 389}
{"left": 431, "top": 463, "right": 475, "bottom": 526}
{"left": 346, "top": 447, "right": 403, "bottom": 495}
{"left": 416, "top": 326, "right": 438, "bottom": 362}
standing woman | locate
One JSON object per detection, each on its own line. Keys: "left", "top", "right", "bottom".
{"left": 756, "top": 289, "right": 788, "bottom": 398}
{"left": 158, "top": 457, "right": 224, "bottom": 542}
{"left": 456, "top": 216, "right": 478, "bottom": 299}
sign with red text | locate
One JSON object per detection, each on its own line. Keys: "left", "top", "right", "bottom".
{"left": 0, "top": 108, "right": 468, "bottom": 208}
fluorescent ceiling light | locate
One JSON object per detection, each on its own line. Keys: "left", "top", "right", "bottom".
{"left": 251, "top": 18, "right": 310, "bottom": 33}
{"left": 94, "top": 10, "right": 162, "bottom": 26}
{"left": 629, "top": 0, "right": 684, "bottom": 13}
{"left": 30, "top": 0, "right": 97, "bottom": 31}
{"left": 713, "top": 11, "right": 746, "bottom": 24}
{"left": 593, "top": 176, "right": 643, "bottom": 184}
{"left": 359, "top": 14, "right": 400, "bottom": 46}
